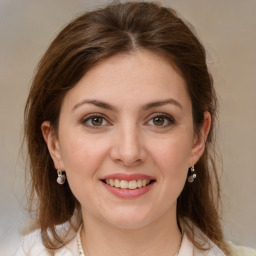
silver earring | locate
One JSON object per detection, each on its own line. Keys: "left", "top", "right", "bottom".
{"left": 187, "top": 165, "right": 196, "bottom": 183}
{"left": 57, "top": 168, "right": 66, "bottom": 185}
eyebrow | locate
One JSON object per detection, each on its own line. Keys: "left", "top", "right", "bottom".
{"left": 72, "top": 98, "right": 183, "bottom": 112}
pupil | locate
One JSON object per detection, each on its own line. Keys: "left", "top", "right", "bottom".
{"left": 92, "top": 117, "right": 103, "bottom": 126}
{"left": 153, "top": 117, "right": 164, "bottom": 126}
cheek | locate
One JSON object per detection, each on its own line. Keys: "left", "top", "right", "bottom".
{"left": 148, "top": 129, "right": 193, "bottom": 195}
{"left": 59, "top": 132, "right": 108, "bottom": 177}
{"left": 151, "top": 131, "right": 193, "bottom": 170}
{"left": 58, "top": 135, "right": 107, "bottom": 204}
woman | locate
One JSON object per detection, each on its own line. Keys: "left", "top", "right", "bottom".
{"left": 16, "top": 1, "right": 255, "bottom": 256}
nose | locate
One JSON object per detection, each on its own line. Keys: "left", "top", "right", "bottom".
{"left": 110, "top": 123, "right": 147, "bottom": 167}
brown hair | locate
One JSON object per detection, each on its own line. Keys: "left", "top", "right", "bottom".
{"left": 24, "top": 1, "right": 230, "bottom": 254}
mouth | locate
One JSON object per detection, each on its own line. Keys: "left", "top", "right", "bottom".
{"left": 101, "top": 179, "right": 156, "bottom": 190}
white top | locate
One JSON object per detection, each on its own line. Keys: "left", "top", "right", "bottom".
{"left": 14, "top": 224, "right": 255, "bottom": 256}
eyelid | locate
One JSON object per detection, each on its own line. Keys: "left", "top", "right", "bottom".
{"left": 80, "top": 113, "right": 110, "bottom": 128}
{"left": 80, "top": 112, "right": 175, "bottom": 129}
{"left": 146, "top": 112, "right": 175, "bottom": 127}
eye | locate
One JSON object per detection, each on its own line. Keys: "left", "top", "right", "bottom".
{"left": 81, "top": 114, "right": 108, "bottom": 128}
{"left": 147, "top": 114, "right": 175, "bottom": 127}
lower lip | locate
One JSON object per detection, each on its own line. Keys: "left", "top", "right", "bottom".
{"left": 102, "top": 181, "right": 155, "bottom": 199}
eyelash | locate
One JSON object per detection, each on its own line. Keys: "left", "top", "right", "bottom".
{"left": 81, "top": 113, "right": 109, "bottom": 129}
{"left": 147, "top": 113, "right": 175, "bottom": 127}
{"left": 80, "top": 113, "right": 175, "bottom": 129}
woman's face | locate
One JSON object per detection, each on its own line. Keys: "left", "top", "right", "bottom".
{"left": 43, "top": 50, "right": 209, "bottom": 229}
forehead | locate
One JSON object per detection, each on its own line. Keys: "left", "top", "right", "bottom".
{"left": 61, "top": 50, "right": 191, "bottom": 112}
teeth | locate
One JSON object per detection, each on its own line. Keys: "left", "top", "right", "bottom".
{"left": 128, "top": 180, "right": 137, "bottom": 189}
{"left": 105, "top": 179, "right": 151, "bottom": 189}
{"left": 109, "top": 179, "right": 114, "bottom": 186}
{"left": 137, "top": 179, "right": 142, "bottom": 188}
{"left": 120, "top": 180, "right": 128, "bottom": 189}
{"left": 114, "top": 179, "right": 120, "bottom": 188}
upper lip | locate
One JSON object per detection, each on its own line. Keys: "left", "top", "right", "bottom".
{"left": 101, "top": 173, "right": 155, "bottom": 181}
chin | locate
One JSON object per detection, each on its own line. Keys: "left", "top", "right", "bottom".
{"left": 107, "top": 218, "right": 151, "bottom": 230}
{"left": 99, "top": 207, "right": 158, "bottom": 230}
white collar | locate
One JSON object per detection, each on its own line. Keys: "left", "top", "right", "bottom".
{"left": 75, "top": 222, "right": 227, "bottom": 256}
{"left": 178, "top": 219, "right": 227, "bottom": 256}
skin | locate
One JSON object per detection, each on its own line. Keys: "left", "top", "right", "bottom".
{"left": 42, "top": 50, "right": 211, "bottom": 256}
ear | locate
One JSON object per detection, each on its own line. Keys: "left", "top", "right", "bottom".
{"left": 189, "top": 112, "right": 211, "bottom": 167}
{"left": 41, "top": 121, "right": 64, "bottom": 170}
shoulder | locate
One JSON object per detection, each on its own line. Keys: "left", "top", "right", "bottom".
{"left": 181, "top": 218, "right": 256, "bottom": 256}
{"left": 179, "top": 228, "right": 227, "bottom": 256}
{"left": 14, "top": 229, "right": 49, "bottom": 256}
{"left": 14, "top": 229, "right": 78, "bottom": 256}
{"left": 229, "top": 242, "right": 256, "bottom": 256}
{"left": 181, "top": 219, "right": 227, "bottom": 256}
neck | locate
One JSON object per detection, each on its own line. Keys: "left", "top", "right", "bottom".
{"left": 80, "top": 210, "right": 182, "bottom": 256}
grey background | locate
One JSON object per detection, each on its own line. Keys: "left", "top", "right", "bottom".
{"left": 1, "top": 0, "right": 255, "bottom": 255}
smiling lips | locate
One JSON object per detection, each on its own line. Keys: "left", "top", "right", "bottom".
{"left": 101, "top": 174, "right": 156, "bottom": 198}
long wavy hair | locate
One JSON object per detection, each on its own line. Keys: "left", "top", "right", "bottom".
{"left": 24, "top": 1, "right": 230, "bottom": 254}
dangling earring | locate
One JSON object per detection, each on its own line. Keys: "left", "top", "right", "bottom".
{"left": 57, "top": 168, "right": 66, "bottom": 185}
{"left": 187, "top": 165, "right": 196, "bottom": 183}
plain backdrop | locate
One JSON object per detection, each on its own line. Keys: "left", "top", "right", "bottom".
{"left": 0, "top": 0, "right": 255, "bottom": 255}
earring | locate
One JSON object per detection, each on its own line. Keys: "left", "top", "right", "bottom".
{"left": 187, "top": 165, "right": 196, "bottom": 183}
{"left": 57, "top": 168, "right": 66, "bottom": 185}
